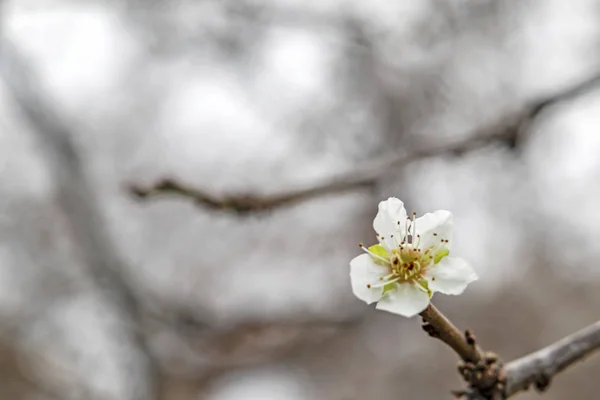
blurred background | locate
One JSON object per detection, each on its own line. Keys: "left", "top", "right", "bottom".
{"left": 1, "top": 0, "right": 600, "bottom": 399}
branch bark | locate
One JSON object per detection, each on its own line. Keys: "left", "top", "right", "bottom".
{"left": 127, "top": 71, "right": 600, "bottom": 214}
{"left": 504, "top": 320, "right": 600, "bottom": 397}
{"left": 420, "top": 303, "right": 482, "bottom": 363}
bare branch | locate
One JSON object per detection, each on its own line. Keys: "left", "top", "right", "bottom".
{"left": 504, "top": 320, "right": 600, "bottom": 397}
{"left": 127, "top": 175, "right": 376, "bottom": 214}
{"left": 420, "top": 304, "right": 483, "bottom": 363}
{"left": 127, "top": 71, "right": 600, "bottom": 214}
{"left": 126, "top": 131, "right": 511, "bottom": 214}
{"left": 0, "top": 40, "right": 159, "bottom": 398}
{"left": 420, "top": 304, "right": 505, "bottom": 399}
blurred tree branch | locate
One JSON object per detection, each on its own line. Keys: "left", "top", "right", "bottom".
{"left": 128, "top": 70, "right": 600, "bottom": 215}
{"left": 0, "top": 40, "right": 159, "bottom": 399}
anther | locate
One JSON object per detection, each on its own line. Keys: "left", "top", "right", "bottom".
{"left": 433, "top": 233, "right": 438, "bottom": 236}
{"left": 366, "top": 284, "right": 371, "bottom": 288}
{"left": 359, "top": 243, "right": 364, "bottom": 248}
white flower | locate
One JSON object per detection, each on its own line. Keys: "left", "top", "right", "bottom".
{"left": 350, "top": 197, "right": 477, "bottom": 317}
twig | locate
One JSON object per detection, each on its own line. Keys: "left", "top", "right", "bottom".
{"left": 420, "top": 304, "right": 507, "bottom": 399}
{"left": 420, "top": 304, "right": 482, "bottom": 363}
{"left": 0, "top": 40, "right": 159, "bottom": 398}
{"left": 504, "top": 320, "right": 600, "bottom": 397}
{"left": 128, "top": 176, "right": 375, "bottom": 214}
{"left": 127, "top": 71, "right": 600, "bottom": 214}
{"left": 126, "top": 132, "right": 510, "bottom": 214}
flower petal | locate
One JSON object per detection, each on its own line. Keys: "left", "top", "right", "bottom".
{"left": 375, "top": 282, "right": 430, "bottom": 317}
{"left": 416, "top": 210, "right": 453, "bottom": 251}
{"left": 424, "top": 256, "right": 477, "bottom": 295}
{"left": 350, "top": 254, "right": 389, "bottom": 304}
{"left": 373, "top": 197, "right": 407, "bottom": 249}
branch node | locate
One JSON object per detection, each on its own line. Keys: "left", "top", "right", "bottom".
{"left": 534, "top": 373, "right": 552, "bottom": 392}
{"left": 465, "top": 329, "right": 477, "bottom": 346}
{"left": 421, "top": 319, "right": 439, "bottom": 338}
{"left": 450, "top": 389, "right": 468, "bottom": 399}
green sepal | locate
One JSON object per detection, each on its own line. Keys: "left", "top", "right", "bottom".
{"left": 434, "top": 248, "right": 449, "bottom": 264}
{"left": 417, "top": 279, "right": 433, "bottom": 298}
{"left": 382, "top": 282, "right": 396, "bottom": 294}
{"left": 368, "top": 244, "right": 389, "bottom": 264}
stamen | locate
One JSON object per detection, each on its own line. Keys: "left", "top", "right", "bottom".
{"left": 359, "top": 244, "right": 390, "bottom": 264}
{"left": 390, "top": 233, "right": 400, "bottom": 250}
{"left": 412, "top": 212, "right": 417, "bottom": 244}
{"left": 369, "top": 277, "right": 400, "bottom": 289}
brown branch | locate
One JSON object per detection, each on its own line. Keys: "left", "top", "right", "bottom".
{"left": 420, "top": 303, "right": 482, "bottom": 363}
{"left": 126, "top": 131, "right": 510, "bottom": 214}
{"left": 127, "top": 176, "right": 375, "bottom": 214}
{"left": 420, "top": 304, "right": 506, "bottom": 399}
{"left": 420, "top": 309, "right": 600, "bottom": 399}
{"left": 504, "top": 320, "right": 600, "bottom": 397}
{"left": 127, "top": 71, "right": 600, "bottom": 214}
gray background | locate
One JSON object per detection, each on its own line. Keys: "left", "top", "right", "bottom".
{"left": 1, "top": 1, "right": 600, "bottom": 399}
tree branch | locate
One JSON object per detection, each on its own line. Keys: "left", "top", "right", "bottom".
{"left": 420, "top": 304, "right": 505, "bottom": 399}
{"left": 127, "top": 71, "right": 600, "bottom": 214}
{"left": 0, "top": 39, "right": 159, "bottom": 399}
{"left": 420, "top": 303, "right": 482, "bottom": 363}
{"left": 504, "top": 320, "right": 600, "bottom": 397}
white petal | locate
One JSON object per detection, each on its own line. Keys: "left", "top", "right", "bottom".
{"left": 350, "top": 254, "right": 389, "bottom": 304}
{"left": 373, "top": 198, "right": 407, "bottom": 248}
{"left": 424, "top": 256, "right": 477, "bottom": 295}
{"left": 375, "top": 282, "right": 430, "bottom": 317}
{"left": 416, "top": 210, "right": 453, "bottom": 251}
